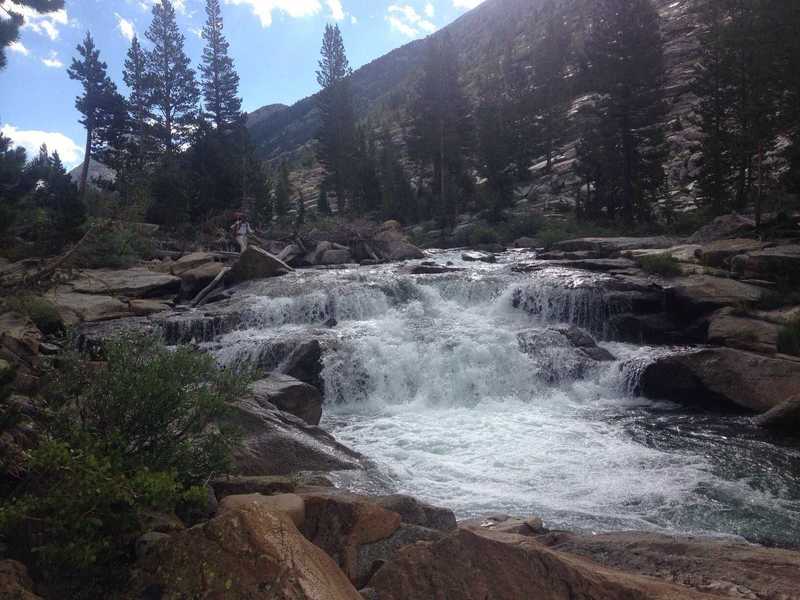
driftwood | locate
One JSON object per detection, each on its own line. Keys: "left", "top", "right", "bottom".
{"left": 191, "top": 266, "right": 230, "bottom": 308}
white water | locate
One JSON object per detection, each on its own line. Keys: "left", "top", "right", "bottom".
{"left": 211, "top": 251, "right": 800, "bottom": 546}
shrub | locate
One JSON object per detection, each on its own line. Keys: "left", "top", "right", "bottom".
{"left": 468, "top": 224, "right": 500, "bottom": 246}
{"left": 637, "top": 253, "right": 682, "bottom": 277}
{"left": 778, "top": 317, "right": 800, "bottom": 356}
{"left": 75, "top": 223, "right": 156, "bottom": 269}
{"left": 4, "top": 295, "right": 63, "bottom": 335}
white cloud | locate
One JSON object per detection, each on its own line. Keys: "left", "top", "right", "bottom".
{"left": 115, "top": 13, "right": 136, "bottom": 41}
{"left": 224, "top": 0, "right": 346, "bottom": 27}
{"left": 386, "top": 4, "right": 436, "bottom": 38}
{"left": 8, "top": 41, "right": 30, "bottom": 56}
{"left": 350, "top": 15, "right": 357, "bottom": 24}
{"left": 189, "top": 27, "right": 203, "bottom": 39}
{"left": 0, "top": 1, "right": 70, "bottom": 41}
{"left": 41, "top": 50, "right": 63, "bottom": 68}
{"left": 453, "top": 0, "right": 483, "bottom": 9}
{"left": 1, "top": 125, "right": 84, "bottom": 168}
{"left": 425, "top": 2, "right": 434, "bottom": 18}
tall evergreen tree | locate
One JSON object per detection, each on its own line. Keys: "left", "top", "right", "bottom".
{"left": 200, "top": 0, "right": 242, "bottom": 132}
{"left": 122, "top": 36, "right": 155, "bottom": 175}
{"left": 0, "top": 0, "right": 64, "bottom": 70}
{"left": 315, "top": 24, "right": 356, "bottom": 213}
{"left": 379, "top": 129, "right": 416, "bottom": 223}
{"left": 317, "top": 184, "right": 331, "bottom": 215}
{"left": 145, "top": 0, "right": 200, "bottom": 153}
{"left": 576, "top": 0, "right": 667, "bottom": 224}
{"left": 410, "top": 33, "right": 473, "bottom": 227}
{"left": 67, "top": 32, "right": 127, "bottom": 199}
{"left": 274, "top": 161, "right": 291, "bottom": 218}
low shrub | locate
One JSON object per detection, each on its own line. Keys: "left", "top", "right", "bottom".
{"left": 75, "top": 223, "right": 156, "bottom": 269}
{"left": 468, "top": 224, "right": 501, "bottom": 246}
{"left": 637, "top": 253, "right": 683, "bottom": 277}
{"left": 778, "top": 317, "right": 800, "bottom": 356}
{"left": 4, "top": 295, "right": 63, "bottom": 335}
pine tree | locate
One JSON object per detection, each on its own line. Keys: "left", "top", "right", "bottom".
{"left": 315, "top": 24, "right": 356, "bottom": 213}
{"left": 577, "top": 0, "right": 667, "bottom": 224}
{"left": 145, "top": 0, "right": 200, "bottom": 153}
{"left": 67, "top": 32, "right": 127, "bottom": 199}
{"left": 410, "top": 33, "right": 473, "bottom": 227}
{"left": 317, "top": 184, "right": 331, "bottom": 215}
{"left": 200, "top": 0, "right": 242, "bottom": 132}
{"left": 253, "top": 170, "right": 273, "bottom": 228}
{"left": 296, "top": 191, "right": 306, "bottom": 227}
{"left": 353, "top": 128, "right": 381, "bottom": 215}
{"left": 0, "top": 0, "right": 64, "bottom": 70}
{"left": 274, "top": 161, "right": 291, "bottom": 218}
{"left": 122, "top": 36, "right": 155, "bottom": 175}
{"left": 379, "top": 129, "right": 416, "bottom": 223}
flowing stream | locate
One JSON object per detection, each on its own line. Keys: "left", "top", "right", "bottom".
{"left": 209, "top": 250, "right": 800, "bottom": 547}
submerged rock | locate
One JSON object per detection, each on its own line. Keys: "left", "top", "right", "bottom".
{"left": 250, "top": 374, "right": 323, "bottom": 426}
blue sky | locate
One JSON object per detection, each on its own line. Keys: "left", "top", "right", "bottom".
{"left": 0, "top": 0, "right": 484, "bottom": 169}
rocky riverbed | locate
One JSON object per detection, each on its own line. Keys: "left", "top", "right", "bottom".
{"left": 2, "top": 215, "right": 800, "bottom": 598}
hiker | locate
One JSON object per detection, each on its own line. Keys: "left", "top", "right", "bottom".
{"left": 230, "top": 213, "right": 253, "bottom": 253}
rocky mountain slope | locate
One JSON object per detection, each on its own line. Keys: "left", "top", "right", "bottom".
{"left": 247, "top": 0, "right": 705, "bottom": 212}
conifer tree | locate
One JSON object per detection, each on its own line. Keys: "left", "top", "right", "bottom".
{"left": 379, "top": 129, "right": 415, "bottom": 222}
{"left": 145, "top": 0, "right": 200, "bottom": 153}
{"left": 353, "top": 129, "right": 381, "bottom": 215}
{"left": 296, "top": 191, "right": 306, "bottom": 227}
{"left": 67, "top": 31, "right": 127, "bottom": 199}
{"left": 0, "top": 0, "right": 64, "bottom": 70}
{"left": 200, "top": 0, "right": 242, "bottom": 132}
{"left": 315, "top": 24, "right": 356, "bottom": 213}
{"left": 122, "top": 36, "right": 155, "bottom": 175}
{"left": 274, "top": 161, "right": 291, "bottom": 218}
{"left": 317, "top": 184, "right": 331, "bottom": 215}
{"left": 253, "top": 170, "right": 273, "bottom": 228}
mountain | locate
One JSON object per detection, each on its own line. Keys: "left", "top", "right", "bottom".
{"left": 248, "top": 0, "right": 704, "bottom": 209}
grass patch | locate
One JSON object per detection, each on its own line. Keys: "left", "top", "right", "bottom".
{"left": 3, "top": 295, "right": 63, "bottom": 335}
{"left": 778, "top": 317, "right": 800, "bottom": 356}
{"left": 637, "top": 253, "right": 683, "bottom": 277}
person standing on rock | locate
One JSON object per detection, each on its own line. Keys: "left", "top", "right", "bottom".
{"left": 231, "top": 213, "right": 253, "bottom": 253}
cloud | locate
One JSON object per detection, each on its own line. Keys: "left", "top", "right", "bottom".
{"left": 425, "top": 3, "right": 434, "bottom": 18}
{"left": 134, "top": 0, "right": 188, "bottom": 14}
{"left": 386, "top": 4, "right": 436, "bottom": 38}
{"left": 41, "top": 50, "right": 63, "bottom": 68}
{"left": 1, "top": 125, "right": 84, "bottom": 168}
{"left": 115, "top": 13, "right": 136, "bottom": 41}
{"left": 8, "top": 41, "right": 30, "bottom": 56}
{"left": 0, "top": 1, "right": 70, "bottom": 40}
{"left": 350, "top": 15, "right": 357, "bottom": 24}
{"left": 224, "top": 0, "right": 346, "bottom": 27}
{"left": 453, "top": 0, "right": 483, "bottom": 9}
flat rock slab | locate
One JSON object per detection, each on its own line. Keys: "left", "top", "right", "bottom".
{"left": 697, "top": 238, "right": 765, "bottom": 267}
{"left": 666, "top": 275, "right": 766, "bottom": 314}
{"left": 732, "top": 244, "right": 800, "bottom": 283}
{"left": 545, "top": 258, "right": 638, "bottom": 272}
{"left": 553, "top": 237, "right": 683, "bottom": 256}
{"left": 707, "top": 310, "right": 779, "bottom": 354}
{"left": 70, "top": 268, "right": 181, "bottom": 298}
{"left": 46, "top": 289, "right": 130, "bottom": 325}
{"left": 623, "top": 245, "right": 702, "bottom": 263}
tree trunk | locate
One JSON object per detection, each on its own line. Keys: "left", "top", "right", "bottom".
{"left": 79, "top": 126, "right": 93, "bottom": 199}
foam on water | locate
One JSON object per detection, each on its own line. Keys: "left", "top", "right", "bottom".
{"left": 212, "top": 252, "right": 800, "bottom": 545}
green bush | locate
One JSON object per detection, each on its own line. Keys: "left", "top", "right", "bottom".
{"left": 4, "top": 295, "right": 63, "bottom": 335}
{"left": 637, "top": 253, "right": 683, "bottom": 277}
{"left": 75, "top": 224, "right": 156, "bottom": 269}
{"left": 778, "top": 317, "right": 800, "bottom": 356}
{"left": 2, "top": 334, "right": 250, "bottom": 595}
{"left": 468, "top": 224, "right": 501, "bottom": 246}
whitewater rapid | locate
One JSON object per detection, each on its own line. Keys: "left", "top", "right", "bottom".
{"left": 210, "top": 250, "right": 800, "bottom": 547}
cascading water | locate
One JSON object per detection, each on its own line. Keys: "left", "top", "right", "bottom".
{"left": 210, "top": 250, "right": 800, "bottom": 547}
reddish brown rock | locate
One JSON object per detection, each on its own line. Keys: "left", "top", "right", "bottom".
{"left": 0, "top": 560, "right": 42, "bottom": 600}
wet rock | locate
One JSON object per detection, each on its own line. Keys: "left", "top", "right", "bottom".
{"left": 372, "top": 495, "right": 457, "bottom": 532}
{"left": 218, "top": 493, "right": 306, "bottom": 528}
{"left": 624, "top": 245, "right": 702, "bottom": 263}
{"left": 128, "top": 299, "right": 171, "bottom": 317}
{"left": 250, "top": 374, "right": 323, "bottom": 426}
{"left": 542, "top": 531, "right": 800, "bottom": 600}
{"left": 546, "top": 258, "right": 639, "bottom": 272}
{"left": 753, "top": 395, "right": 800, "bottom": 433}
{"left": 409, "top": 264, "right": 464, "bottom": 275}
{"left": 211, "top": 474, "right": 298, "bottom": 499}
{"left": 462, "top": 251, "right": 496, "bottom": 263}
{"left": 364, "top": 528, "right": 708, "bottom": 600}
{"left": 0, "top": 559, "right": 42, "bottom": 599}
{"left": 226, "top": 245, "right": 293, "bottom": 285}
{"left": 518, "top": 328, "right": 614, "bottom": 383}
{"left": 666, "top": 275, "right": 766, "bottom": 316}
{"left": 609, "top": 312, "right": 695, "bottom": 345}
{"left": 179, "top": 261, "right": 224, "bottom": 296}
{"left": 69, "top": 268, "right": 181, "bottom": 298}
{"left": 356, "top": 524, "right": 444, "bottom": 588}
{"left": 225, "top": 393, "right": 362, "bottom": 476}
{"left": 552, "top": 237, "right": 681, "bottom": 257}
{"left": 639, "top": 348, "right": 800, "bottom": 412}
{"left": 460, "top": 514, "right": 548, "bottom": 536}
{"left": 128, "top": 505, "right": 361, "bottom": 600}
{"left": 513, "top": 237, "right": 539, "bottom": 248}
{"left": 697, "top": 238, "right": 764, "bottom": 268}
{"left": 279, "top": 339, "right": 324, "bottom": 390}
{"left": 731, "top": 244, "right": 800, "bottom": 283}
{"left": 689, "top": 213, "right": 755, "bottom": 243}
{"left": 553, "top": 326, "right": 616, "bottom": 361}
{"left": 321, "top": 248, "right": 354, "bottom": 265}
{"left": 707, "top": 309, "right": 779, "bottom": 354}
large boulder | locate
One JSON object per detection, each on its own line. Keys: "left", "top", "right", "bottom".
{"left": 689, "top": 213, "right": 755, "bottom": 243}
{"left": 697, "top": 238, "right": 764, "bottom": 268}
{"left": 279, "top": 339, "right": 324, "bottom": 390}
{"left": 128, "top": 505, "right": 361, "bottom": 600}
{"left": 753, "top": 395, "right": 800, "bottom": 433}
{"left": 666, "top": 275, "right": 766, "bottom": 316}
{"left": 225, "top": 393, "right": 362, "bottom": 476}
{"left": 45, "top": 289, "right": 130, "bottom": 325}
{"left": 167, "top": 251, "right": 218, "bottom": 276}
{"left": 371, "top": 495, "right": 457, "bottom": 532}
{"left": 69, "top": 268, "right": 181, "bottom": 298}
{"left": 250, "top": 374, "right": 323, "bottom": 426}
{"left": 732, "top": 244, "right": 800, "bottom": 283}
{"left": 179, "top": 261, "right": 225, "bottom": 296}
{"left": 371, "top": 223, "right": 425, "bottom": 261}
{"left": 639, "top": 348, "right": 800, "bottom": 412}
{"left": 707, "top": 310, "right": 780, "bottom": 354}
{"left": 362, "top": 528, "right": 712, "bottom": 600}
{"left": 226, "top": 245, "right": 292, "bottom": 284}
{"left": 517, "top": 328, "right": 614, "bottom": 384}
{"left": 217, "top": 492, "right": 306, "bottom": 527}
{"left": 320, "top": 248, "right": 354, "bottom": 265}
{"left": 0, "top": 560, "right": 42, "bottom": 600}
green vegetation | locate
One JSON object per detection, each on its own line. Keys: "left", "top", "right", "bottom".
{"left": 0, "top": 334, "right": 249, "bottom": 596}
{"left": 3, "top": 295, "right": 63, "bottom": 335}
{"left": 778, "top": 317, "right": 800, "bottom": 356}
{"left": 637, "top": 254, "right": 683, "bottom": 277}
{"left": 75, "top": 223, "right": 156, "bottom": 268}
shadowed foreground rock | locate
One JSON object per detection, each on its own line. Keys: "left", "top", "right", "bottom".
{"left": 0, "top": 560, "right": 42, "bottom": 600}
{"left": 361, "top": 528, "right": 714, "bottom": 600}
{"left": 128, "top": 505, "right": 361, "bottom": 600}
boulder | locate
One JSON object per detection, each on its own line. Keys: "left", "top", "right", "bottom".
{"left": 707, "top": 310, "right": 779, "bottom": 354}
{"left": 363, "top": 528, "right": 711, "bottom": 600}
{"left": 542, "top": 531, "right": 800, "bottom": 600}
{"left": 0, "top": 559, "right": 42, "bottom": 600}
{"left": 553, "top": 326, "right": 616, "bottom": 361}
{"left": 689, "top": 213, "right": 755, "bottom": 243}
{"left": 372, "top": 495, "right": 457, "bottom": 532}
{"left": 372, "top": 239, "right": 426, "bottom": 262}
{"left": 462, "top": 251, "right": 496, "bottom": 263}
{"left": 320, "top": 248, "right": 354, "bottom": 265}
{"left": 513, "top": 237, "right": 539, "bottom": 248}
{"left": 552, "top": 237, "right": 681, "bottom": 257}
{"left": 211, "top": 474, "right": 297, "bottom": 499}
{"left": 128, "top": 505, "right": 361, "bottom": 600}
{"left": 460, "top": 514, "right": 548, "bottom": 536}
{"left": 666, "top": 275, "right": 766, "bottom": 315}
{"left": 179, "top": 261, "right": 225, "bottom": 296}
{"left": 300, "top": 490, "right": 402, "bottom": 583}
{"left": 731, "top": 244, "right": 800, "bottom": 283}
{"left": 356, "top": 524, "right": 444, "bottom": 588}
{"left": 69, "top": 268, "right": 181, "bottom": 298}
{"left": 218, "top": 493, "right": 306, "bottom": 528}
{"left": 278, "top": 242, "right": 306, "bottom": 265}
{"left": 623, "top": 245, "right": 702, "bottom": 263}
{"left": 697, "top": 238, "right": 764, "bottom": 268}
{"left": 45, "top": 289, "right": 130, "bottom": 325}
{"left": 226, "top": 245, "right": 292, "bottom": 285}
{"left": 753, "top": 395, "right": 800, "bottom": 432}
{"left": 168, "top": 251, "right": 218, "bottom": 276}
{"left": 518, "top": 328, "right": 614, "bottom": 383}
{"left": 639, "top": 348, "right": 800, "bottom": 412}
{"left": 279, "top": 339, "right": 324, "bottom": 390}
{"left": 225, "top": 393, "right": 362, "bottom": 476}
{"left": 0, "top": 312, "right": 41, "bottom": 375}
{"left": 250, "top": 374, "right": 323, "bottom": 426}
{"left": 127, "top": 298, "right": 171, "bottom": 317}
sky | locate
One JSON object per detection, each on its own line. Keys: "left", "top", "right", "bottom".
{"left": 0, "top": 0, "right": 484, "bottom": 170}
